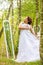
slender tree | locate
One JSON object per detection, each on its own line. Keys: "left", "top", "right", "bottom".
{"left": 15, "top": 0, "right": 21, "bottom": 55}
{"left": 17, "top": 0, "right": 21, "bottom": 37}
{"left": 11, "top": 0, "right": 14, "bottom": 40}
{"left": 0, "top": 15, "right": 3, "bottom": 38}
{"left": 17, "top": 0, "right": 21, "bottom": 24}
{"left": 40, "top": 0, "right": 43, "bottom": 64}
{"left": 11, "top": 0, "right": 15, "bottom": 58}
{"left": 35, "top": 0, "right": 39, "bottom": 35}
{"left": 17, "top": 0, "right": 21, "bottom": 40}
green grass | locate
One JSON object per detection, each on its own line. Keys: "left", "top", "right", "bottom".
{"left": 0, "top": 57, "right": 41, "bottom": 65}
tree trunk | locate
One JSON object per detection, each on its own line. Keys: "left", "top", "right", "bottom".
{"left": 16, "top": 0, "right": 21, "bottom": 52}
{"left": 0, "top": 27, "right": 3, "bottom": 37}
{"left": 40, "top": 0, "right": 43, "bottom": 64}
{"left": 35, "top": 0, "right": 39, "bottom": 35}
{"left": 17, "top": 0, "right": 21, "bottom": 24}
{"left": 17, "top": 0, "right": 21, "bottom": 36}
{"left": 11, "top": 0, "right": 14, "bottom": 35}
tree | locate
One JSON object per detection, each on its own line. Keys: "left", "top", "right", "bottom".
{"left": 35, "top": 0, "right": 39, "bottom": 35}
{"left": 15, "top": 0, "right": 21, "bottom": 55}
{"left": 17, "top": 0, "right": 21, "bottom": 23}
{"left": 40, "top": 0, "right": 43, "bottom": 64}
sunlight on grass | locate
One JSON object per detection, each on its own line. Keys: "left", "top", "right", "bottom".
{"left": 0, "top": 57, "right": 41, "bottom": 65}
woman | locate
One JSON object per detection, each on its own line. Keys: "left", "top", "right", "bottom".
{"left": 15, "top": 16, "right": 40, "bottom": 62}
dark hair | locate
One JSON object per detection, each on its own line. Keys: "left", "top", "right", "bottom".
{"left": 27, "top": 16, "right": 32, "bottom": 25}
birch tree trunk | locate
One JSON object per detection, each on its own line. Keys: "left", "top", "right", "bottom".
{"left": 16, "top": 0, "right": 21, "bottom": 55}
{"left": 17, "top": 0, "right": 21, "bottom": 39}
{"left": 17, "top": 0, "right": 21, "bottom": 24}
{"left": 40, "top": 0, "right": 43, "bottom": 64}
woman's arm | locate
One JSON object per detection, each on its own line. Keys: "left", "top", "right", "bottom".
{"left": 30, "top": 25, "right": 37, "bottom": 37}
{"left": 18, "top": 22, "right": 30, "bottom": 30}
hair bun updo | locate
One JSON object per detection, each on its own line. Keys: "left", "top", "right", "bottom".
{"left": 27, "top": 16, "right": 32, "bottom": 25}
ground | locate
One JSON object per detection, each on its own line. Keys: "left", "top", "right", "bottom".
{"left": 0, "top": 57, "right": 41, "bottom": 65}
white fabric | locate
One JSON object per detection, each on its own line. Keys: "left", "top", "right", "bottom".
{"left": 15, "top": 22, "right": 40, "bottom": 62}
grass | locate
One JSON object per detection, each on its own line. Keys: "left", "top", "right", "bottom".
{"left": 0, "top": 57, "right": 41, "bottom": 65}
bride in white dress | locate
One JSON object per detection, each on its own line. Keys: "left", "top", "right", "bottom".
{"left": 15, "top": 16, "right": 40, "bottom": 62}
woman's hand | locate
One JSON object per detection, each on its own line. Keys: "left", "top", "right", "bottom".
{"left": 36, "top": 35, "right": 40, "bottom": 40}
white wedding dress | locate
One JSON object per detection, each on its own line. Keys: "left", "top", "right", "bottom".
{"left": 15, "top": 22, "right": 40, "bottom": 62}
